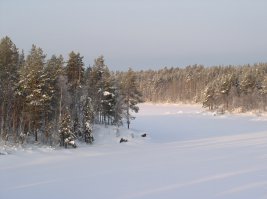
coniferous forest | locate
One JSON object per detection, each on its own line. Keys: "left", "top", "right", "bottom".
{"left": 0, "top": 36, "right": 142, "bottom": 147}
{"left": 1, "top": 36, "right": 267, "bottom": 147}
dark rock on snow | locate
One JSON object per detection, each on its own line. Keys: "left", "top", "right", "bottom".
{"left": 120, "top": 138, "right": 128, "bottom": 143}
{"left": 141, "top": 133, "right": 147, "bottom": 137}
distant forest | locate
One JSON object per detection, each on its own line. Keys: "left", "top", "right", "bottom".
{"left": 1, "top": 36, "right": 267, "bottom": 146}
{"left": 135, "top": 63, "right": 267, "bottom": 113}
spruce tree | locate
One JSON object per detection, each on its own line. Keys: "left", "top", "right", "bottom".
{"left": 83, "top": 97, "right": 94, "bottom": 144}
{"left": 59, "top": 111, "right": 76, "bottom": 148}
{"left": 102, "top": 75, "right": 117, "bottom": 125}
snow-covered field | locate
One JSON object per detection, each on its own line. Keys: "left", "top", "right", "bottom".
{"left": 1, "top": 103, "right": 267, "bottom": 199}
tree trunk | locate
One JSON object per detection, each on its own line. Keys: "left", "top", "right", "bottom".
{"left": 59, "top": 87, "right": 62, "bottom": 122}
{"left": 127, "top": 120, "right": 130, "bottom": 129}
{"left": 12, "top": 105, "right": 18, "bottom": 143}
{"left": 35, "top": 127, "right": 38, "bottom": 142}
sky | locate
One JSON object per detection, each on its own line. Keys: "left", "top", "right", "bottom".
{"left": 1, "top": 0, "right": 267, "bottom": 71}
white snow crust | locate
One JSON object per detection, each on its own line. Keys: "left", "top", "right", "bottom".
{"left": 1, "top": 103, "right": 267, "bottom": 199}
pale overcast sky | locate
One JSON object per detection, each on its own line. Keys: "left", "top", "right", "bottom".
{"left": 1, "top": 0, "right": 267, "bottom": 70}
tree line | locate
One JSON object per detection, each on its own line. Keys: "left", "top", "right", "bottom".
{"left": 2, "top": 36, "right": 266, "bottom": 147}
{"left": 135, "top": 64, "right": 267, "bottom": 113}
{"left": 0, "top": 36, "right": 142, "bottom": 147}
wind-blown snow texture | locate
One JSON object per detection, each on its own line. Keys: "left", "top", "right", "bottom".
{"left": 1, "top": 103, "right": 267, "bottom": 199}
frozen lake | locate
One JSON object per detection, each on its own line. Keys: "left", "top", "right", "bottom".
{"left": 132, "top": 103, "right": 267, "bottom": 142}
{"left": 1, "top": 103, "right": 267, "bottom": 199}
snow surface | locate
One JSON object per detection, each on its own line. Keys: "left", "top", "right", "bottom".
{"left": 1, "top": 103, "right": 267, "bottom": 199}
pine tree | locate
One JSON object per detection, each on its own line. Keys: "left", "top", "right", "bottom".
{"left": 121, "top": 68, "right": 143, "bottom": 129}
{"left": 87, "top": 55, "right": 110, "bottom": 123}
{"left": 66, "top": 51, "right": 84, "bottom": 90}
{"left": 16, "top": 45, "right": 51, "bottom": 142}
{"left": 240, "top": 69, "right": 257, "bottom": 110}
{"left": 0, "top": 36, "right": 19, "bottom": 141}
{"left": 43, "top": 55, "right": 65, "bottom": 142}
{"left": 203, "top": 82, "right": 216, "bottom": 110}
{"left": 260, "top": 75, "right": 267, "bottom": 110}
{"left": 65, "top": 51, "right": 84, "bottom": 135}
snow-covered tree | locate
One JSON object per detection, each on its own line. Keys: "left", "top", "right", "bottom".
{"left": 87, "top": 55, "right": 110, "bottom": 123}
{"left": 82, "top": 97, "right": 94, "bottom": 144}
{"left": 59, "top": 111, "right": 76, "bottom": 148}
{"left": 101, "top": 75, "right": 117, "bottom": 125}
{"left": 203, "top": 82, "right": 216, "bottom": 110}
{"left": 113, "top": 87, "right": 124, "bottom": 127}
{"left": 16, "top": 45, "right": 52, "bottom": 141}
